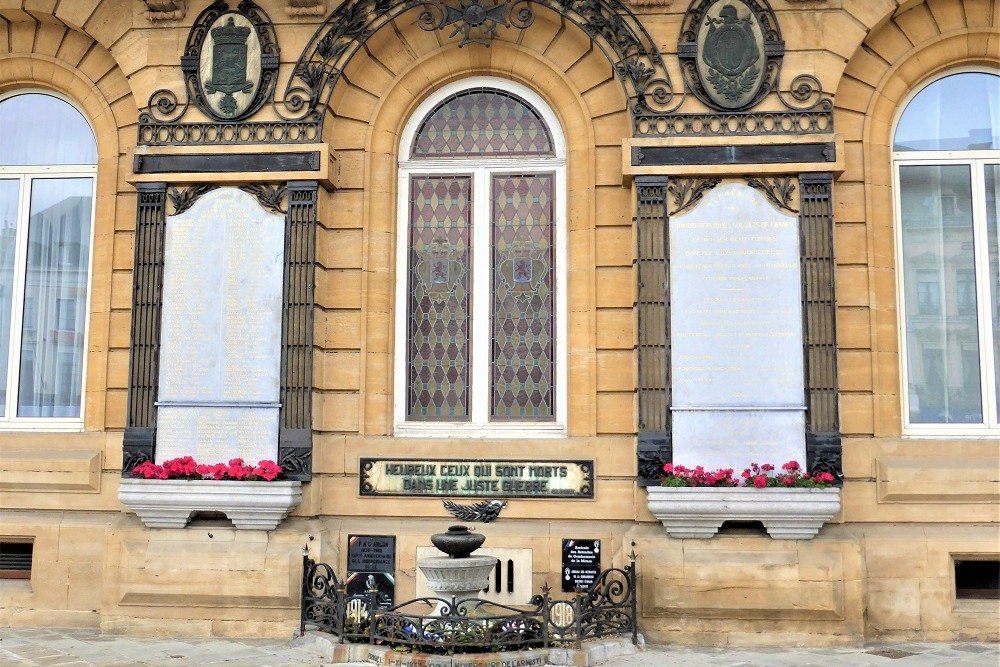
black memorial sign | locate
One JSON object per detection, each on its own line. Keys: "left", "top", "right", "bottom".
{"left": 347, "top": 535, "right": 395, "bottom": 573}
{"left": 562, "top": 539, "right": 601, "bottom": 593}
{"left": 347, "top": 535, "right": 395, "bottom": 608}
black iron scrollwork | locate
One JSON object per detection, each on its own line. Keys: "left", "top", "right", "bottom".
{"left": 746, "top": 176, "right": 797, "bottom": 213}
{"left": 144, "top": 0, "right": 279, "bottom": 124}
{"left": 417, "top": 0, "right": 534, "bottom": 47}
{"left": 637, "top": 447, "right": 669, "bottom": 485}
{"left": 442, "top": 499, "right": 508, "bottom": 523}
{"left": 239, "top": 183, "right": 288, "bottom": 214}
{"left": 667, "top": 178, "right": 720, "bottom": 216}
{"left": 301, "top": 548, "right": 638, "bottom": 648}
{"left": 167, "top": 184, "right": 219, "bottom": 215}
{"left": 632, "top": 0, "right": 833, "bottom": 138}
{"left": 122, "top": 449, "right": 152, "bottom": 476}
{"left": 285, "top": 0, "right": 680, "bottom": 129}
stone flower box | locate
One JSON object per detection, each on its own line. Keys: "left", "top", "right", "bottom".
{"left": 118, "top": 478, "right": 302, "bottom": 530}
{"left": 646, "top": 486, "right": 841, "bottom": 540}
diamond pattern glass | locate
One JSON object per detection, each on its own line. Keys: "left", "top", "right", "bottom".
{"left": 491, "top": 174, "right": 555, "bottom": 420}
{"left": 412, "top": 89, "right": 555, "bottom": 158}
{"left": 407, "top": 176, "right": 472, "bottom": 420}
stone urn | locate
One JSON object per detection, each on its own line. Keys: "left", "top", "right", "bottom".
{"left": 430, "top": 524, "right": 486, "bottom": 557}
{"left": 417, "top": 525, "right": 498, "bottom": 615}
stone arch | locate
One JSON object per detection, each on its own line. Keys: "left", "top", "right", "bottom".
{"left": 311, "top": 11, "right": 633, "bottom": 438}
{"left": 1, "top": 15, "right": 139, "bottom": 431}
{"left": 287, "top": 0, "right": 671, "bottom": 136}
{"left": 833, "top": 0, "right": 997, "bottom": 437}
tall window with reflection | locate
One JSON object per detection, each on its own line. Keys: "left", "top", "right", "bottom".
{"left": 0, "top": 93, "right": 96, "bottom": 424}
{"left": 893, "top": 71, "right": 999, "bottom": 433}
{"left": 394, "top": 80, "right": 566, "bottom": 435}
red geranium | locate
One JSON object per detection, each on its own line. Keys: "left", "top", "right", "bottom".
{"left": 131, "top": 457, "right": 284, "bottom": 481}
{"left": 662, "top": 461, "right": 836, "bottom": 489}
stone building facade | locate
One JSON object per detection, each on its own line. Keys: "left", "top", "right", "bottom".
{"left": 0, "top": 0, "right": 997, "bottom": 646}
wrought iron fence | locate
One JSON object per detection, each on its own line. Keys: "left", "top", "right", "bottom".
{"left": 300, "top": 550, "right": 637, "bottom": 652}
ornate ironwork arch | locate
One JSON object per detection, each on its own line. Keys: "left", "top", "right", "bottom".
{"left": 280, "top": 0, "right": 680, "bottom": 131}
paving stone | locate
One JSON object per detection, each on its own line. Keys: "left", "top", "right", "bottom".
{"left": 1, "top": 628, "right": 998, "bottom": 666}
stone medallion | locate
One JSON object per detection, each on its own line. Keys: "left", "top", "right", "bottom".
{"left": 199, "top": 12, "right": 261, "bottom": 119}
{"left": 179, "top": 1, "right": 279, "bottom": 122}
{"left": 678, "top": 0, "right": 783, "bottom": 111}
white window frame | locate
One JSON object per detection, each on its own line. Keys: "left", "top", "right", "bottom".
{"left": 393, "top": 77, "right": 568, "bottom": 437}
{"left": 891, "top": 70, "right": 1000, "bottom": 437}
{"left": 0, "top": 91, "right": 96, "bottom": 431}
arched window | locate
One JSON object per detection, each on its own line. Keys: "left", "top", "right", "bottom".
{"left": 394, "top": 79, "right": 567, "bottom": 436}
{"left": 0, "top": 93, "right": 97, "bottom": 426}
{"left": 893, "top": 71, "right": 999, "bottom": 434}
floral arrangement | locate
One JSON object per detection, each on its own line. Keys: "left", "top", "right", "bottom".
{"left": 660, "top": 463, "right": 738, "bottom": 487}
{"left": 662, "top": 460, "right": 835, "bottom": 488}
{"left": 131, "top": 456, "right": 284, "bottom": 481}
{"left": 741, "top": 460, "right": 835, "bottom": 488}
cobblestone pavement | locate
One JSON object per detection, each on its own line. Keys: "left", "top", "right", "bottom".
{"left": 0, "top": 628, "right": 997, "bottom": 667}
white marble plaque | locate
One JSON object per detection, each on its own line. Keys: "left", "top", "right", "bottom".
{"left": 672, "top": 410, "right": 805, "bottom": 473}
{"left": 670, "top": 183, "right": 805, "bottom": 468}
{"left": 155, "top": 405, "right": 278, "bottom": 464}
{"left": 156, "top": 188, "right": 284, "bottom": 464}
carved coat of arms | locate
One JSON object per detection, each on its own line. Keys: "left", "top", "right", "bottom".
{"left": 681, "top": 0, "right": 780, "bottom": 112}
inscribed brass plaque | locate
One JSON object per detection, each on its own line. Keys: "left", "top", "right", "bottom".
{"left": 360, "top": 459, "right": 593, "bottom": 498}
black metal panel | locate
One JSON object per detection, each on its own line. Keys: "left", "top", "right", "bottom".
{"left": 637, "top": 433, "right": 672, "bottom": 487}
{"left": 134, "top": 151, "right": 321, "bottom": 174}
{"left": 123, "top": 183, "right": 168, "bottom": 474}
{"left": 632, "top": 142, "right": 835, "bottom": 167}
{"left": 799, "top": 172, "right": 842, "bottom": 480}
{"left": 636, "top": 176, "right": 671, "bottom": 484}
{"left": 634, "top": 109, "right": 833, "bottom": 138}
{"left": 278, "top": 180, "right": 317, "bottom": 481}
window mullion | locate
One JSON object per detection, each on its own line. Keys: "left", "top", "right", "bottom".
{"left": 6, "top": 176, "right": 32, "bottom": 421}
{"left": 471, "top": 168, "right": 492, "bottom": 426}
{"left": 971, "top": 160, "right": 999, "bottom": 427}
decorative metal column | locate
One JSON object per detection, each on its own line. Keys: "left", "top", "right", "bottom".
{"left": 636, "top": 176, "right": 671, "bottom": 486}
{"left": 799, "top": 172, "right": 841, "bottom": 476}
{"left": 123, "top": 182, "right": 168, "bottom": 473}
{"left": 278, "top": 180, "right": 318, "bottom": 480}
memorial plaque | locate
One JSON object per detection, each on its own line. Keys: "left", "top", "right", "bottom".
{"left": 345, "top": 572, "right": 395, "bottom": 609}
{"left": 156, "top": 404, "right": 279, "bottom": 464}
{"left": 156, "top": 188, "right": 284, "bottom": 464}
{"left": 562, "top": 539, "right": 601, "bottom": 593}
{"left": 360, "top": 459, "right": 594, "bottom": 498}
{"left": 346, "top": 535, "right": 396, "bottom": 608}
{"left": 348, "top": 535, "right": 396, "bottom": 573}
{"left": 670, "top": 183, "right": 805, "bottom": 470}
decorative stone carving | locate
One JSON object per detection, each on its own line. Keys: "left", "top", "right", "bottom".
{"left": 288, "top": 0, "right": 326, "bottom": 16}
{"left": 145, "top": 0, "right": 186, "bottom": 20}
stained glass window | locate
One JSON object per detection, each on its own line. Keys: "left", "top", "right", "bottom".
{"left": 412, "top": 89, "right": 555, "bottom": 158}
{"left": 399, "top": 81, "right": 563, "bottom": 431}
{"left": 491, "top": 174, "right": 554, "bottom": 420}
{"left": 406, "top": 176, "right": 472, "bottom": 420}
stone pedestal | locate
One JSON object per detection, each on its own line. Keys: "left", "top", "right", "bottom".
{"left": 416, "top": 555, "right": 499, "bottom": 615}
